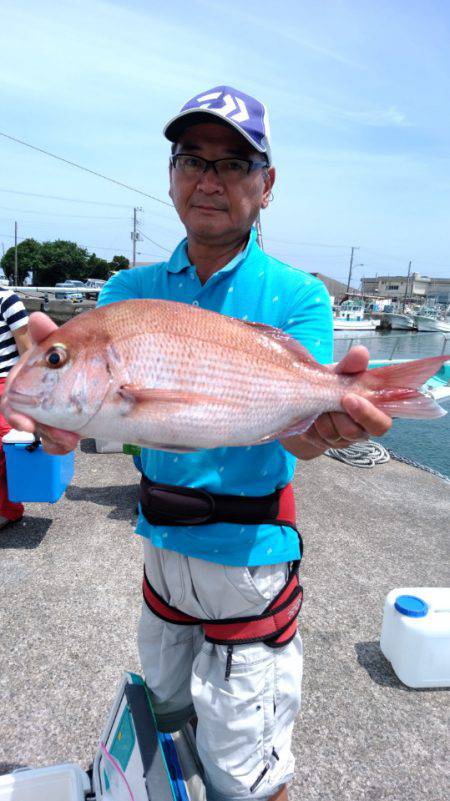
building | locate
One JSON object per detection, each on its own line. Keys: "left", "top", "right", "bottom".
{"left": 426, "top": 277, "right": 450, "bottom": 305}
{"left": 361, "top": 273, "right": 432, "bottom": 302}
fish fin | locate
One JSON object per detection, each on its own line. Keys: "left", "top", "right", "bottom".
{"left": 254, "top": 414, "right": 319, "bottom": 443}
{"left": 362, "top": 356, "right": 449, "bottom": 390}
{"left": 118, "top": 386, "right": 231, "bottom": 407}
{"left": 369, "top": 390, "right": 447, "bottom": 419}
{"left": 242, "top": 321, "right": 331, "bottom": 370}
{"left": 357, "top": 356, "right": 449, "bottom": 419}
{"left": 146, "top": 443, "right": 201, "bottom": 453}
{"left": 277, "top": 414, "right": 319, "bottom": 438}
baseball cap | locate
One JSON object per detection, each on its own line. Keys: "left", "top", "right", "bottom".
{"left": 163, "top": 85, "right": 272, "bottom": 165}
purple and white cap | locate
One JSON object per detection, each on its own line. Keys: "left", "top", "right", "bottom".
{"left": 163, "top": 85, "right": 272, "bottom": 165}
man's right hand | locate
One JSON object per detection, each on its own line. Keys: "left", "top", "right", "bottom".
{"left": 1, "top": 312, "right": 81, "bottom": 456}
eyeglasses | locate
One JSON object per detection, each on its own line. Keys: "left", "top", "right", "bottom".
{"left": 171, "top": 153, "right": 268, "bottom": 182}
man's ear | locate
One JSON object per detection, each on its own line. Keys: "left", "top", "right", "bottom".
{"left": 168, "top": 160, "right": 174, "bottom": 201}
{"left": 261, "top": 166, "right": 275, "bottom": 210}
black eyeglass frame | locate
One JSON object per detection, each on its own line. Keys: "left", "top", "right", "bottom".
{"left": 170, "top": 153, "right": 268, "bottom": 176}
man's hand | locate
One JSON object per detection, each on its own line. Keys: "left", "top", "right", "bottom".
{"left": 1, "top": 312, "right": 80, "bottom": 455}
{"left": 280, "top": 346, "right": 392, "bottom": 460}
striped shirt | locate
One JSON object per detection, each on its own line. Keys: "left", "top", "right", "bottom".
{"left": 0, "top": 290, "right": 29, "bottom": 377}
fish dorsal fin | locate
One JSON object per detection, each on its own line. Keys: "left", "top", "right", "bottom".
{"left": 242, "top": 320, "right": 330, "bottom": 370}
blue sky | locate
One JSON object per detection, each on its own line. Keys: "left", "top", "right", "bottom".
{"left": 1, "top": 0, "right": 449, "bottom": 284}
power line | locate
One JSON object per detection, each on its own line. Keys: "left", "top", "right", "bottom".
{"left": 0, "top": 131, "right": 174, "bottom": 208}
{"left": 139, "top": 230, "right": 173, "bottom": 253}
{"left": 265, "top": 236, "right": 349, "bottom": 249}
{"left": 0, "top": 187, "right": 133, "bottom": 208}
{"left": 0, "top": 231, "right": 162, "bottom": 259}
{"left": 0, "top": 205, "right": 127, "bottom": 220}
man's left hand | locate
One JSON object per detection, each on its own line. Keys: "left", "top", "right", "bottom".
{"left": 280, "top": 346, "right": 392, "bottom": 459}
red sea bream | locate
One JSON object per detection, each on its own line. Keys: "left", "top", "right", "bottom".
{"left": 4, "top": 299, "right": 447, "bottom": 451}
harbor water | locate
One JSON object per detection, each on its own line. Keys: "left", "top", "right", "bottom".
{"left": 334, "top": 330, "right": 450, "bottom": 480}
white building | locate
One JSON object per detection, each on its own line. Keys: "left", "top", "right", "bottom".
{"left": 362, "top": 273, "right": 432, "bottom": 301}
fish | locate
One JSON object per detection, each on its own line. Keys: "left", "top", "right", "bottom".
{"left": 4, "top": 299, "right": 448, "bottom": 452}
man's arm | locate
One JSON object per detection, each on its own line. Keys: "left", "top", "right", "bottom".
{"left": 12, "top": 323, "right": 32, "bottom": 355}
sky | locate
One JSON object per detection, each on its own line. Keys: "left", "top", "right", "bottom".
{"left": 1, "top": 0, "right": 449, "bottom": 286}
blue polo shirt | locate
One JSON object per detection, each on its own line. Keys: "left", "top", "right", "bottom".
{"left": 97, "top": 229, "right": 333, "bottom": 566}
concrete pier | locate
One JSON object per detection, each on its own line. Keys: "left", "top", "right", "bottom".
{"left": 0, "top": 443, "right": 448, "bottom": 800}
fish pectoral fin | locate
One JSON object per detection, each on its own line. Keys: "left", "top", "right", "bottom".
{"left": 276, "top": 414, "right": 319, "bottom": 439}
{"left": 117, "top": 385, "right": 229, "bottom": 407}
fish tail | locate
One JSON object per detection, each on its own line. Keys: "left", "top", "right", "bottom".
{"left": 359, "top": 355, "right": 449, "bottom": 419}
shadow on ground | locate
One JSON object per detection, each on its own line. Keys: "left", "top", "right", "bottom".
{"left": 0, "top": 517, "right": 52, "bottom": 549}
{"left": 65, "top": 484, "right": 139, "bottom": 521}
{"left": 355, "top": 641, "right": 405, "bottom": 688}
{"left": 80, "top": 438, "right": 98, "bottom": 454}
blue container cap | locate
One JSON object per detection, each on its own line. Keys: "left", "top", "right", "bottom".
{"left": 394, "top": 594, "right": 429, "bottom": 617}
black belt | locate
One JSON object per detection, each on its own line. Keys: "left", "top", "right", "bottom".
{"left": 139, "top": 475, "right": 297, "bottom": 529}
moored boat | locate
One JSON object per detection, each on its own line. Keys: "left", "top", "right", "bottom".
{"left": 333, "top": 300, "right": 378, "bottom": 331}
{"left": 414, "top": 306, "right": 450, "bottom": 333}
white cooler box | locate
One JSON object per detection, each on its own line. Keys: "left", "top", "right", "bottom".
{"left": 0, "top": 672, "right": 206, "bottom": 801}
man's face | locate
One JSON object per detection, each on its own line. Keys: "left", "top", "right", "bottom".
{"left": 169, "top": 122, "right": 275, "bottom": 244}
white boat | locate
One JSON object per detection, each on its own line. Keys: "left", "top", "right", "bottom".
{"left": 414, "top": 306, "right": 450, "bottom": 333}
{"left": 383, "top": 312, "right": 416, "bottom": 330}
{"left": 333, "top": 300, "right": 378, "bottom": 331}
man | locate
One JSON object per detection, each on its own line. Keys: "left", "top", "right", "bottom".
{"left": 3, "top": 87, "right": 391, "bottom": 800}
{"left": 0, "top": 287, "right": 31, "bottom": 528}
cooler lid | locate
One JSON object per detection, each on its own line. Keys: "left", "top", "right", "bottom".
{"left": 2, "top": 429, "right": 35, "bottom": 445}
{"left": 394, "top": 594, "right": 429, "bottom": 617}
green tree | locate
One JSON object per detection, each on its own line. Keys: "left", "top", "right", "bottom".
{"left": 35, "top": 240, "right": 89, "bottom": 285}
{"left": 1, "top": 238, "right": 43, "bottom": 285}
{"left": 109, "top": 254, "right": 129, "bottom": 272}
{"left": 86, "top": 253, "right": 110, "bottom": 280}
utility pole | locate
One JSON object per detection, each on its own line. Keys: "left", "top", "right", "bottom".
{"left": 255, "top": 215, "right": 264, "bottom": 250}
{"left": 402, "top": 260, "right": 412, "bottom": 312}
{"left": 131, "top": 207, "right": 143, "bottom": 267}
{"left": 346, "top": 246, "right": 358, "bottom": 295}
{"left": 14, "top": 221, "right": 18, "bottom": 286}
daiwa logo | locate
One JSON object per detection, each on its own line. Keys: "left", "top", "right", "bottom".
{"left": 288, "top": 598, "right": 302, "bottom": 619}
{"left": 195, "top": 91, "right": 249, "bottom": 123}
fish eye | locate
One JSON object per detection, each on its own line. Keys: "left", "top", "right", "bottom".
{"left": 45, "top": 344, "right": 68, "bottom": 369}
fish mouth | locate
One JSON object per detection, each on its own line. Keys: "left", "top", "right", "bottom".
{"left": 7, "top": 390, "right": 42, "bottom": 409}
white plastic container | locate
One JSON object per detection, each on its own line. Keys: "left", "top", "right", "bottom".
{"left": 0, "top": 764, "right": 90, "bottom": 801}
{"left": 380, "top": 587, "right": 450, "bottom": 688}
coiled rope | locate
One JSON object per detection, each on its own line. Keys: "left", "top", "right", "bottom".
{"left": 325, "top": 441, "right": 390, "bottom": 468}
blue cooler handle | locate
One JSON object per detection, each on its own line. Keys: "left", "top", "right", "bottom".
{"left": 25, "top": 436, "right": 40, "bottom": 453}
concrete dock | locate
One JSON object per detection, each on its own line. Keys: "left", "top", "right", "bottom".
{"left": 0, "top": 442, "right": 449, "bottom": 800}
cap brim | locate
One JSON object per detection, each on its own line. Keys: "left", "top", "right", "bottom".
{"left": 163, "top": 109, "right": 271, "bottom": 163}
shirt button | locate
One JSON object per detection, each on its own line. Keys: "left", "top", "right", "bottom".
{"left": 192, "top": 300, "right": 199, "bottom": 306}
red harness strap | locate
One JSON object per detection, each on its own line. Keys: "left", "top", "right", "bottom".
{"left": 142, "top": 564, "right": 302, "bottom": 647}
{"left": 141, "top": 481, "right": 303, "bottom": 648}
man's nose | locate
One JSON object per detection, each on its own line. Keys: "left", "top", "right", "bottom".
{"left": 195, "top": 165, "right": 224, "bottom": 192}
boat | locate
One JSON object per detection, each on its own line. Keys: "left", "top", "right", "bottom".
{"left": 414, "top": 306, "right": 450, "bottom": 333}
{"left": 333, "top": 299, "right": 378, "bottom": 330}
{"left": 381, "top": 304, "right": 416, "bottom": 330}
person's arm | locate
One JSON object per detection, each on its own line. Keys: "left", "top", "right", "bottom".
{"left": 12, "top": 323, "right": 32, "bottom": 355}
